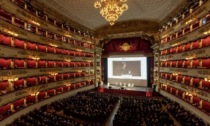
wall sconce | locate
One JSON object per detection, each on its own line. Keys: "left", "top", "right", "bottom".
{"left": 185, "top": 19, "right": 193, "bottom": 25}
{"left": 31, "top": 92, "right": 39, "bottom": 96}
{"left": 76, "top": 49, "right": 82, "bottom": 52}
{"left": 50, "top": 73, "right": 58, "bottom": 76}
{"left": 203, "top": 30, "right": 210, "bottom": 35}
{"left": 30, "top": 56, "right": 40, "bottom": 60}
{"left": 49, "top": 43, "right": 58, "bottom": 47}
{"left": 65, "top": 59, "right": 71, "bottom": 62}
{"left": 29, "top": 20, "right": 40, "bottom": 26}
{"left": 5, "top": 30, "right": 18, "bottom": 37}
{"left": 172, "top": 73, "right": 178, "bottom": 76}
{"left": 8, "top": 77, "right": 18, "bottom": 82}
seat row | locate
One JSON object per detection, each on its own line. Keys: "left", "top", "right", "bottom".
{"left": 0, "top": 58, "right": 94, "bottom": 69}
{"left": 0, "top": 34, "right": 94, "bottom": 57}
{"left": 161, "top": 35, "right": 210, "bottom": 55}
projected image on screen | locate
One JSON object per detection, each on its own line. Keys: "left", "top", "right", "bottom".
{"left": 108, "top": 57, "right": 147, "bottom": 87}
{"left": 113, "top": 61, "right": 141, "bottom": 76}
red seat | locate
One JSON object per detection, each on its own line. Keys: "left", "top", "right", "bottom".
{"left": 192, "top": 78, "right": 200, "bottom": 87}
{"left": 26, "top": 95, "right": 36, "bottom": 104}
{"left": 75, "top": 51, "right": 80, "bottom": 56}
{"left": 69, "top": 73, "right": 75, "bottom": 78}
{"left": 38, "top": 45, "right": 47, "bottom": 52}
{"left": 184, "top": 76, "right": 191, "bottom": 85}
{"left": 170, "top": 47, "right": 177, "bottom": 54}
{"left": 177, "top": 90, "right": 183, "bottom": 98}
{"left": 201, "top": 36, "right": 210, "bottom": 48}
{"left": 38, "top": 60, "right": 47, "bottom": 68}
{"left": 0, "top": 34, "right": 11, "bottom": 46}
{"left": 177, "top": 75, "right": 184, "bottom": 83}
{"left": 38, "top": 92, "right": 47, "bottom": 100}
{"left": 26, "top": 77, "right": 37, "bottom": 87}
{"left": 63, "top": 86, "right": 69, "bottom": 92}
{"left": 48, "top": 75, "right": 56, "bottom": 82}
{"left": 14, "top": 59, "right": 25, "bottom": 68}
{"left": 47, "top": 46, "right": 55, "bottom": 53}
{"left": 63, "top": 61, "right": 69, "bottom": 67}
{"left": 56, "top": 48, "right": 63, "bottom": 54}
{"left": 183, "top": 60, "right": 191, "bottom": 68}
{"left": 56, "top": 87, "right": 63, "bottom": 93}
{"left": 38, "top": 76, "right": 47, "bottom": 84}
{"left": 56, "top": 61, "right": 63, "bottom": 67}
{"left": 27, "top": 59, "right": 37, "bottom": 68}
{"left": 171, "top": 61, "right": 177, "bottom": 67}
{"left": 63, "top": 50, "right": 69, "bottom": 55}
{"left": 192, "top": 59, "right": 200, "bottom": 68}
{"left": 0, "top": 58, "right": 12, "bottom": 69}
{"left": 47, "top": 61, "right": 55, "bottom": 68}
{"left": 69, "top": 51, "right": 75, "bottom": 56}
{"left": 14, "top": 39, "right": 25, "bottom": 49}
{"left": 47, "top": 89, "right": 56, "bottom": 96}
{"left": 177, "top": 45, "right": 184, "bottom": 53}
{"left": 63, "top": 73, "right": 69, "bottom": 80}
{"left": 177, "top": 60, "right": 183, "bottom": 68}
{"left": 69, "top": 62, "right": 75, "bottom": 67}
{"left": 27, "top": 42, "right": 37, "bottom": 51}
{"left": 184, "top": 43, "right": 191, "bottom": 52}
{"left": 0, "top": 81, "right": 9, "bottom": 90}
{"left": 13, "top": 98, "right": 24, "bottom": 110}
{"left": 14, "top": 79, "right": 25, "bottom": 89}
{"left": 201, "top": 58, "right": 210, "bottom": 68}
{"left": 56, "top": 74, "right": 63, "bottom": 81}
{"left": 191, "top": 40, "right": 200, "bottom": 50}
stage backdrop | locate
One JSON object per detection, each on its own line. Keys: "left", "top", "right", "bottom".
{"left": 102, "top": 37, "right": 153, "bottom": 87}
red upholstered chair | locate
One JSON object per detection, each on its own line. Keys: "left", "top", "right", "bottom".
{"left": 56, "top": 87, "right": 63, "bottom": 94}
{"left": 75, "top": 51, "right": 80, "bottom": 56}
{"left": 75, "top": 72, "right": 80, "bottom": 78}
{"left": 26, "top": 95, "right": 36, "bottom": 104}
{"left": 56, "top": 61, "right": 63, "bottom": 67}
{"left": 63, "top": 49, "right": 69, "bottom": 55}
{"left": 192, "top": 78, "right": 200, "bottom": 88}
{"left": 38, "top": 92, "right": 47, "bottom": 100}
{"left": 69, "top": 62, "right": 75, "bottom": 67}
{"left": 171, "top": 87, "right": 177, "bottom": 95}
{"left": 184, "top": 76, "right": 191, "bottom": 85}
{"left": 177, "top": 45, "right": 184, "bottom": 53}
{"left": 0, "top": 58, "right": 12, "bottom": 69}
{"left": 63, "top": 61, "right": 69, "bottom": 67}
{"left": 80, "top": 62, "right": 85, "bottom": 67}
{"left": 63, "top": 86, "right": 69, "bottom": 92}
{"left": 183, "top": 60, "right": 192, "bottom": 68}
{"left": 70, "top": 84, "right": 75, "bottom": 90}
{"left": 171, "top": 61, "right": 177, "bottom": 67}
{"left": 26, "top": 42, "right": 37, "bottom": 51}
{"left": 160, "top": 73, "right": 165, "bottom": 78}
{"left": 47, "top": 89, "right": 56, "bottom": 96}
{"left": 166, "top": 61, "right": 171, "bottom": 67}
{"left": 56, "top": 74, "right": 63, "bottom": 81}
{"left": 201, "top": 36, "right": 210, "bottom": 48}
{"left": 200, "top": 79, "right": 210, "bottom": 90}
{"left": 38, "top": 76, "right": 47, "bottom": 84}
{"left": 191, "top": 40, "right": 200, "bottom": 50}
{"left": 90, "top": 54, "right": 94, "bottom": 57}
{"left": 0, "top": 34, "right": 11, "bottom": 46}
{"left": 48, "top": 75, "right": 56, "bottom": 82}
{"left": 183, "top": 43, "right": 191, "bottom": 52}
{"left": 0, "top": 81, "right": 9, "bottom": 94}
{"left": 80, "top": 52, "right": 85, "bottom": 57}
{"left": 14, "top": 39, "right": 25, "bottom": 49}
{"left": 47, "top": 46, "right": 56, "bottom": 53}
{"left": 13, "top": 98, "right": 24, "bottom": 110}
{"left": 90, "top": 62, "right": 93, "bottom": 66}
{"left": 69, "top": 73, "right": 75, "bottom": 78}
{"left": 81, "top": 72, "right": 85, "bottom": 77}
{"left": 0, "top": 104, "right": 12, "bottom": 117}
{"left": 202, "top": 101, "right": 210, "bottom": 113}
{"left": 63, "top": 73, "right": 69, "bottom": 80}
{"left": 166, "top": 86, "right": 171, "bottom": 92}
{"left": 201, "top": 58, "right": 210, "bottom": 68}
{"left": 177, "top": 60, "right": 183, "bottom": 68}
{"left": 14, "top": 59, "right": 25, "bottom": 68}
{"left": 75, "top": 62, "right": 81, "bottom": 67}
{"left": 177, "top": 75, "right": 184, "bottom": 83}
{"left": 69, "top": 51, "right": 75, "bottom": 56}
{"left": 56, "top": 48, "right": 63, "bottom": 54}
{"left": 38, "top": 60, "right": 47, "bottom": 68}
{"left": 38, "top": 45, "right": 47, "bottom": 52}
{"left": 47, "top": 61, "right": 55, "bottom": 68}
{"left": 192, "top": 59, "right": 200, "bottom": 68}
{"left": 85, "top": 62, "right": 90, "bottom": 67}
{"left": 26, "top": 77, "right": 37, "bottom": 87}
{"left": 161, "top": 62, "right": 165, "bottom": 67}
{"left": 171, "top": 75, "right": 177, "bottom": 81}
{"left": 177, "top": 90, "right": 184, "bottom": 98}
{"left": 14, "top": 79, "right": 25, "bottom": 90}
{"left": 27, "top": 59, "right": 37, "bottom": 68}
{"left": 170, "top": 47, "right": 177, "bottom": 54}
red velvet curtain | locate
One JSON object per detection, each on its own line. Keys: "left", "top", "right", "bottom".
{"left": 103, "top": 37, "right": 152, "bottom": 54}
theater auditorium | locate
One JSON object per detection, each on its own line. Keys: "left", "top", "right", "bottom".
{"left": 0, "top": 0, "right": 210, "bottom": 126}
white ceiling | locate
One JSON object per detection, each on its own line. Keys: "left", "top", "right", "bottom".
{"left": 41, "top": 0, "right": 183, "bottom": 30}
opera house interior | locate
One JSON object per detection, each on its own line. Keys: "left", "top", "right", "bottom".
{"left": 0, "top": 0, "right": 210, "bottom": 126}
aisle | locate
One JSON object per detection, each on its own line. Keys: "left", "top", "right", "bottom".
{"left": 105, "top": 99, "right": 120, "bottom": 126}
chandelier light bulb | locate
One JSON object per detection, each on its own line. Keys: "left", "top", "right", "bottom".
{"left": 94, "top": 1, "right": 101, "bottom": 8}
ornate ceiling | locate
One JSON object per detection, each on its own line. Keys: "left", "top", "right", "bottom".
{"left": 36, "top": 0, "right": 187, "bottom": 42}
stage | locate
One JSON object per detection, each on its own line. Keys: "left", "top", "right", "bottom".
{"left": 98, "top": 84, "right": 156, "bottom": 96}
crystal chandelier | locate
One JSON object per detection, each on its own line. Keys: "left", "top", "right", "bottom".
{"left": 94, "top": 0, "right": 128, "bottom": 26}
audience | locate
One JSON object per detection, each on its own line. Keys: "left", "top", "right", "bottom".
{"left": 114, "top": 97, "right": 174, "bottom": 126}
{"left": 163, "top": 98, "right": 206, "bottom": 126}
